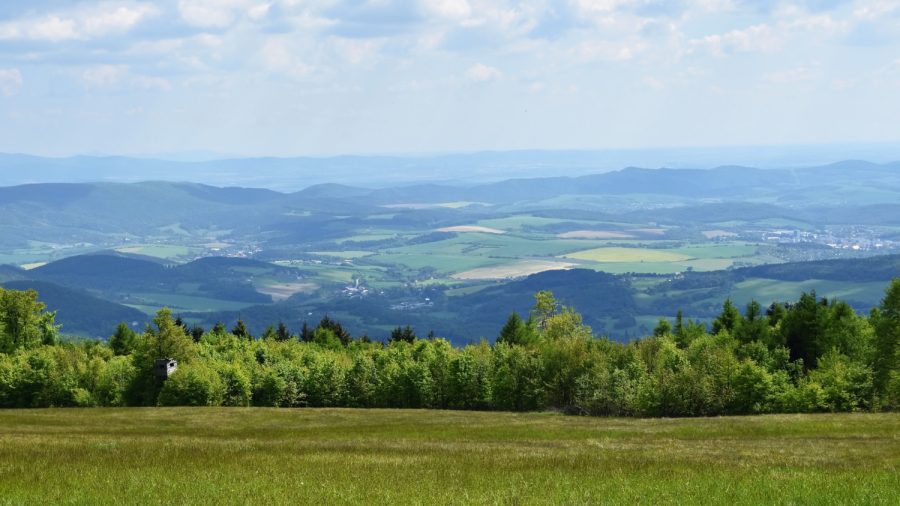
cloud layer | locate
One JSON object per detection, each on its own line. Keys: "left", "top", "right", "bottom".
{"left": 0, "top": 0, "right": 898, "bottom": 156}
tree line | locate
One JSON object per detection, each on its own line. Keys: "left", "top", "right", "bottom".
{"left": 0, "top": 279, "right": 898, "bottom": 416}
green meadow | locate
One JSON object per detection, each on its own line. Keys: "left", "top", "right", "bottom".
{"left": 0, "top": 409, "right": 897, "bottom": 505}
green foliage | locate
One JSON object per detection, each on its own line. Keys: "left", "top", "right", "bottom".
{"left": 491, "top": 343, "right": 544, "bottom": 411}
{"left": 109, "top": 322, "right": 137, "bottom": 356}
{"left": 734, "top": 300, "right": 771, "bottom": 345}
{"left": 712, "top": 298, "right": 742, "bottom": 336}
{"left": 808, "top": 350, "right": 873, "bottom": 412}
{"left": 0, "top": 287, "right": 59, "bottom": 353}
{"left": 389, "top": 325, "right": 417, "bottom": 344}
{"left": 0, "top": 283, "right": 897, "bottom": 416}
{"left": 781, "top": 291, "right": 825, "bottom": 368}
{"left": 653, "top": 318, "right": 671, "bottom": 337}
{"left": 496, "top": 312, "right": 536, "bottom": 346}
{"left": 231, "top": 319, "right": 250, "bottom": 340}
{"left": 315, "top": 316, "right": 351, "bottom": 346}
{"left": 158, "top": 362, "right": 225, "bottom": 406}
{"left": 531, "top": 290, "right": 558, "bottom": 330}
{"left": 873, "top": 279, "right": 900, "bottom": 404}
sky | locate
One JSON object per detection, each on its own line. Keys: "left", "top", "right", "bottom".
{"left": 0, "top": 1, "right": 899, "bottom": 157}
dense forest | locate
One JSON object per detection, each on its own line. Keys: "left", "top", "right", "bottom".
{"left": 0, "top": 279, "right": 898, "bottom": 416}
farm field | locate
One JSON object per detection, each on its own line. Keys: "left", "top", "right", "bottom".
{"left": 0, "top": 409, "right": 896, "bottom": 505}
{"left": 115, "top": 244, "right": 196, "bottom": 260}
{"left": 451, "top": 260, "right": 576, "bottom": 280}
{"left": 728, "top": 278, "right": 891, "bottom": 307}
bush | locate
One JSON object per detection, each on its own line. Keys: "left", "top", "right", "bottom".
{"left": 158, "top": 363, "right": 225, "bottom": 406}
{"left": 808, "top": 350, "right": 873, "bottom": 412}
{"left": 94, "top": 355, "right": 137, "bottom": 407}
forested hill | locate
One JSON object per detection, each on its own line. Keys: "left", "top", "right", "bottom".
{"left": 0, "top": 279, "right": 898, "bottom": 416}
{"left": 1, "top": 280, "right": 146, "bottom": 336}
{"left": 1, "top": 160, "right": 898, "bottom": 254}
{"left": 6, "top": 251, "right": 898, "bottom": 341}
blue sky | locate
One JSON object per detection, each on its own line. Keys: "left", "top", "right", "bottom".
{"left": 0, "top": 0, "right": 898, "bottom": 157}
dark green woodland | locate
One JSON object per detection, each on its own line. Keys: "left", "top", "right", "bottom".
{"left": 1, "top": 277, "right": 898, "bottom": 416}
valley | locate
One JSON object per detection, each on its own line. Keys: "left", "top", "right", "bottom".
{"left": 2, "top": 160, "right": 900, "bottom": 342}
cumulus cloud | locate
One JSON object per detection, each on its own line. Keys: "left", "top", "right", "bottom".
{"left": 133, "top": 75, "right": 173, "bottom": 91}
{"left": 424, "top": 0, "right": 472, "bottom": 20}
{"left": 0, "top": 3, "right": 158, "bottom": 42}
{"left": 1, "top": 0, "right": 899, "bottom": 154}
{"left": 81, "top": 65, "right": 128, "bottom": 87}
{"left": 260, "top": 36, "right": 314, "bottom": 79}
{"left": 0, "top": 69, "right": 23, "bottom": 96}
{"left": 764, "top": 65, "right": 817, "bottom": 84}
{"left": 693, "top": 24, "right": 781, "bottom": 55}
{"left": 178, "top": 0, "right": 250, "bottom": 28}
{"left": 465, "top": 63, "right": 501, "bottom": 82}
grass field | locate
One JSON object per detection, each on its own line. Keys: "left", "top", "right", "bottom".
{"left": 0, "top": 409, "right": 897, "bottom": 505}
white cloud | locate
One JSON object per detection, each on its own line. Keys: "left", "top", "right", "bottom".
{"left": 853, "top": 0, "right": 900, "bottom": 21}
{"left": 133, "top": 75, "right": 173, "bottom": 91}
{"left": 248, "top": 2, "right": 273, "bottom": 21}
{"left": 331, "top": 37, "right": 383, "bottom": 66}
{"left": 528, "top": 81, "right": 546, "bottom": 93}
{"left": 82, "top": 65, "right": 128, "bottom": 88}
{"left": 424, "top": 0, "right": 472, "bottom": 20}
{"left": 764, "top": 65, "right": 816, "bottom": 84}
{"left": 261, "top": 37, "right": 314, "bottom": 79}
{"left": 178, "top": 0, "right": 268, "bottom": 28}
{"left": 465, "top": 63, "right": 502, "bottom": 82}
{"left": 82, "top": 4, "right": 159, "bottom": 37}
{"left": 641, "top": 76, "right": 665, "bottom": 90}
{"left": 784, "top": 13, "right": 848, "bottom": 36}
{"left": 0, "top": 69, "right": 23, "bottom": 97}
{"left": 693, "top": 24, "right": 781, "bottom": 56}
{"left": 0, "top": 3, "right": 158, "bottom": 42}
{"left": 571, "top": 0, "right": 636, "bottom": 15}
{"left": 574, "top": 39, "right": 643, "bottom": 61}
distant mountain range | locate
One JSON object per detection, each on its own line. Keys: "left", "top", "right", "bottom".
{"left": 2, "top": 159, "right": 900, "bottom": 251}
{"left": 3, "top": 147, "right": 899, "bottom": 190}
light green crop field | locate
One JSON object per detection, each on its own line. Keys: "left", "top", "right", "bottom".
{"left": 728, "top": 279, "right": 890, "bottom": 307}
{"left": 115, "top": 244, "right": 195, "bottom": 260}
{"left": 0, "top": 409, "right": 897, "bottom": 505}
{"left": 564, "top": 247, "right": 693, "bottom": 263}
{"left": 126, "top": 292, "right": 253, "bottom": 313}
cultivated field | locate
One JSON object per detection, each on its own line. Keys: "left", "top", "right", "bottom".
{"left": 451, "top": 260, "right": 575, "bottom": 280}
{"left": 564, "top": 246, "right": 692, "bottom": 263}
{"left": 0, "top": 409, "right": 897, "bottom": 505}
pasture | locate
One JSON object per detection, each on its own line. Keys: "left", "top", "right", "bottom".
{"left": 0, "top": 409, "right": 896, "bottom": 505}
